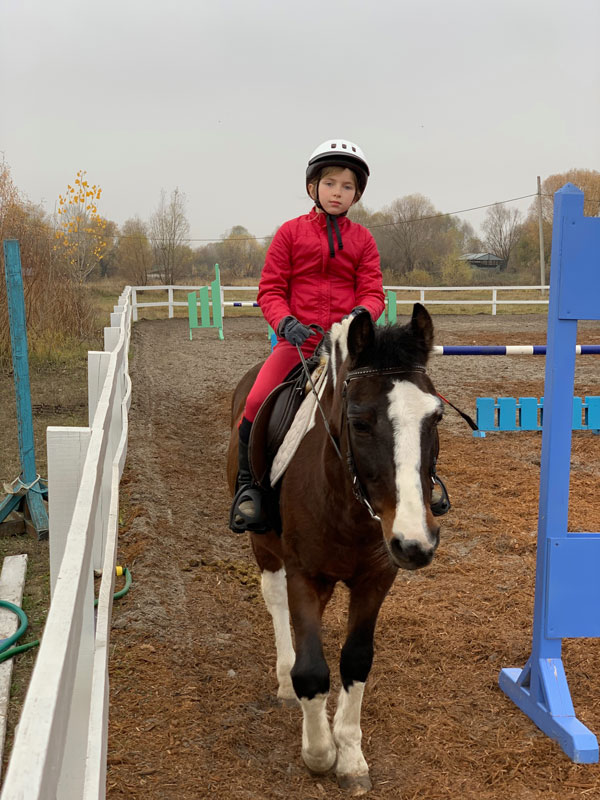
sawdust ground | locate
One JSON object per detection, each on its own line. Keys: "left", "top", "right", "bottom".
{"left": 106, "top": 314, "right": 600, "bottom": 800}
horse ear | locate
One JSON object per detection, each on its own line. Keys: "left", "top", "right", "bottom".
{"left": 347, "top": 310, "right": 375, "bottom": 362}
{"left": 410, "top": 303, "right": 434, "bottom": 352}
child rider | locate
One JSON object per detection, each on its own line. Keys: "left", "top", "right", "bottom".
{"left": 229, "top": 139, "right": 385, "bottom": 534}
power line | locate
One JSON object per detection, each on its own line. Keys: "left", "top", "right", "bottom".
{"left": 9, "top": 191, "right": 600, "bottom": 246}
{"left": 365, "top": 193, "right": 539, "bottom": 231}
{"left": 173, "top": 193, "right": 542, "bottom": 242}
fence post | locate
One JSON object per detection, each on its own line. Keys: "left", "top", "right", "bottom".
{"left": 492, "top": 288, "right": 497, "bottom": 316}
{"left": 47, "top": 426, "right": 95, "bottom": 798}
{"left": 88, "top": 352, "right": 111, "bottom": 425}
{"left": 168, "top": 287, "right": 174, "bottom": 318}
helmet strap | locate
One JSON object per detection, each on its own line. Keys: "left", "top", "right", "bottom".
{"left": 314, "top": 179, "right": 345, "bottom": 258}
{"left": 325, "top": 214, "right": 343, "bottom": 258}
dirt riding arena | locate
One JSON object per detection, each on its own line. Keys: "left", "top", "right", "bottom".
{"left": 107, "top": 313, "right": 600, "bottom": 800}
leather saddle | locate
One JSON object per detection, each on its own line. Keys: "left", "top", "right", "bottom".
{"left": 248, "top": 354, "right": 321, "bottom": 490}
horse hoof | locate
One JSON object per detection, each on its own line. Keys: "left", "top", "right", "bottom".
{"left": 279, "top": 695, "right": 299, "bottom": 708}
{"left": 302, "top": 747, "right": 337, "bottom": 775}
{"left": 277, "top": 681, "right": 298, "bottom": 706}
{"left": 337, "top": 773, "right": 372, "bottom": 795}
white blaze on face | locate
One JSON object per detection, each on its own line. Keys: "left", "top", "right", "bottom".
{"left": 387, "top": 381, "right": 441, "bottom": 546}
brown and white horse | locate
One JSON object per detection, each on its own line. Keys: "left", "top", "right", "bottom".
{"left": 227, "top": 305, "right": 443, "bottom": 793}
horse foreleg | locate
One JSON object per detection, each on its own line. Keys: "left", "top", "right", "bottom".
{"left": 334, "top": 681, "right": 371, "bottom": 793}
{"left": 287, "top": 570, "right": 337, "bottom": 774}
{"left": 334, "top": 578, "right": 394, "bottom": 793}
{"left": 260, "top": 567, "right": 296, "bottom": 703}
{"left": 251, "top": 534, "right": 296, "bottom": 703}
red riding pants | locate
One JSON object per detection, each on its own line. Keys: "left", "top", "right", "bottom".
{"left": 242, "top": 337, "right": 320, "bottom": 423}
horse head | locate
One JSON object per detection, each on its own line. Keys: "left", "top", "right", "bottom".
{"left": 326, "top": 303, "right": 442, "bottom": 571}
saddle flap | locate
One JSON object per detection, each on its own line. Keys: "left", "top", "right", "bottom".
{"left": 249, "top": 378, "right": 306, "bottom": 488}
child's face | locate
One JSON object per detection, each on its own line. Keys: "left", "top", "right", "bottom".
{"left": 309, "top": 168, "right": 357, "bottom": 215}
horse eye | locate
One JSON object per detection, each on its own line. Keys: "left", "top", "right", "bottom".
{"left": 351, "top": 419, "right": 370, "bottom": 434}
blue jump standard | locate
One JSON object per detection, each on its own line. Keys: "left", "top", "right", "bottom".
{"left": 498, "top": 183, "right": 600, "bottom": 763}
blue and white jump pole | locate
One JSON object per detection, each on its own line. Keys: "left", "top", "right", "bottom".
{"left": 498, "top": 184, "right": 600, "bottom": 763}
{"left": 432, "top": 345, "right": 600, "bottom": 355}
{"left": 0, "top": 240, "right": 49, "bottom": 538}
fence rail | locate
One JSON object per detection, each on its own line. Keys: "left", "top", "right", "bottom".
{"left": 130, "top": 284, "right": 550, "bottom": 319}
{"left": 0, "top": 289, "right": 133, "bottom": 799}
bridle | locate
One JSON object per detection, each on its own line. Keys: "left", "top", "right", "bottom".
{"left": 298, "top": 349, "right": 447, "bottom": 521}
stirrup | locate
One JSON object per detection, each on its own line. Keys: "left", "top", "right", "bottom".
{"left": 229, "top": 484, "right": 268, "bottom": 534}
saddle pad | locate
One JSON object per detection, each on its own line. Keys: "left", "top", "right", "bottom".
{"left": 270, "top": 360, "right": 329, "bottom": 486}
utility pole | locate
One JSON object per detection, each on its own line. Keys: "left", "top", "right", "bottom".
{"left": 537, "top": 176, "right": 546, "bottom": 294}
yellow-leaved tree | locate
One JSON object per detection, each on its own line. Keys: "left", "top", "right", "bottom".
{"left": 55, "top": 169, "right": 108, "bottom": 282}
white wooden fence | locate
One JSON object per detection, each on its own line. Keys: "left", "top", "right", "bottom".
{"left": 0, "top": 289, "right": 133, "bottom": 799}
{"left": 130, "top": 284, "right": 550, "bottom": 319}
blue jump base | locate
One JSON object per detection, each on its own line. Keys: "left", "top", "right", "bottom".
{"left": 475, "top": 396, "right": 600, "bottom": 436}
{"left": 497, "top": 183, "right": 600, "bottom": 764}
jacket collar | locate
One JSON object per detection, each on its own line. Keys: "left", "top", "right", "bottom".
{"left": 309, "top": 206, "right": 349, "bottom": 228}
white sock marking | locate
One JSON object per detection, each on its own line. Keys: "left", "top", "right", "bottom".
{"left": 261, "top": 569, "right": 296, "bottom": 700}
{"left": 300, "top": 693, "right": 337, "bottom": 773}
{"left": 333, "top": 682, "right": 369, "bottom": 778}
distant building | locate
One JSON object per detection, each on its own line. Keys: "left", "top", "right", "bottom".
{"left": 460, "top": 252, "right": 506, "bottom": 271}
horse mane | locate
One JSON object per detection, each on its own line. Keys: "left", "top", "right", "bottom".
{"left": 323, "top": 318, "right": 432, "bottom": 380}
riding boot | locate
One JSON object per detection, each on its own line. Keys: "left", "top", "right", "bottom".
{"left": 229, "top": 438, "right": 268, "bottom": 533}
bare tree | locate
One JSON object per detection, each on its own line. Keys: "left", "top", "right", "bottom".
{"left": 115, "top": 217, "right": 153, "bottom": 285}
{"left": 482, "top": 204, "right": 523, "bottom": 267}
{"left": 382, "top": 194, "right": 454, "bottom": 277}
{"left": 149, "top": 188, "right": 190, "bottom": 284}
{"left": 216, "top": 226, "right": 264, "bottom": 280}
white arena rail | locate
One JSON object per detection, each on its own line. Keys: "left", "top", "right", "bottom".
{"left": 0, "top": 289, "right": 133, "bottom": 800}
{"left": 130, "top": 284, "right": 550, "bottom": 319}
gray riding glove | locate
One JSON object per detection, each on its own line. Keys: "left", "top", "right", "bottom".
{"left": 278, "top": 316, "right": 315, "bottom": 346}
{"left": 343, "top": 306, "right": 369, "bottom": 321}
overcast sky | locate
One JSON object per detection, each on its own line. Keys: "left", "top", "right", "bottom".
{"left": 1, "top": 0, "right": 599, "bottom": 244}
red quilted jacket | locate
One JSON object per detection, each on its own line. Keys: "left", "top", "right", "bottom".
{"left": 257, "top": 208, "right": 384, "bottom": 334}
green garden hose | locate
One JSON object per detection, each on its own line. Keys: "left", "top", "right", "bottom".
{"left": 94, "top": 566, "right": 132, "bottom": 607}
{"left": 0, "top": 601, "right": 39, "bottom": 664}
{"left": 0, "top": 566, "right": 132, "bottom": 663}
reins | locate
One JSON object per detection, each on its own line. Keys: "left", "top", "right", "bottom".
{"left": 297, "top": 344, "right": 475, "bottom": 520}
{"left": 297, "top": 346, "right": 429, "bottom": 521}
{"left": 297, "top": 347, "right": 343, "bottom": 462}
{"left": 437, "top": 392, "right": 478, "bottom": 431}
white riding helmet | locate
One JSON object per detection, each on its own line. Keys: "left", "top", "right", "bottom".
{"left": 306, "top": 139, "right": 370, "bottom": 200}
